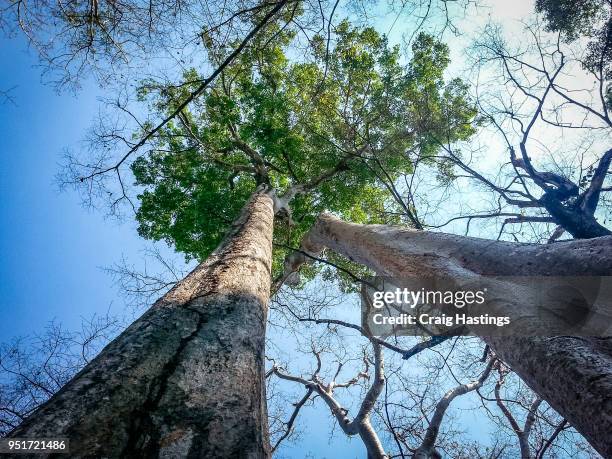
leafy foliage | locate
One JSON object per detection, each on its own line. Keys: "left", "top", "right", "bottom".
{"left": 536, "top": 0, "right": 606, "bottom": 40}
{"left": 536, "top": 0, "right": 611, "bottom": 83}
{"left": 131, "top": 20, "right": 477, "bottom": 277}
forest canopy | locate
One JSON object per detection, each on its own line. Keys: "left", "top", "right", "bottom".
{"left": 1, "top": 0, "right": 611, "bottom": 457}
{"left": 131, "top": 21, "right": 476, "bottom": 267}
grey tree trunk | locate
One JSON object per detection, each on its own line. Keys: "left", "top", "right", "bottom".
{"left": 9, "top": 191, "right": 275, "bottom": 458}
{"left": 301, "top": 213, "right": 612, "bottom": 458}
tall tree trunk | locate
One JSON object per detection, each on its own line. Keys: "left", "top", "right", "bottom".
{"left": 9, "top": 191, "right": 275, "bottom": 458}
{"left": 300, "top": 213, "right": 612, "bottom": 458}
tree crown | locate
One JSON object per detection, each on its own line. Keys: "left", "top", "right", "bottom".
{"left": 131, "top": 21, "right": 477, "bottom": 274}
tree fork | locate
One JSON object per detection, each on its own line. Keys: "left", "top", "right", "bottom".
{"left": 298, "top": 213, "right": 612, "bottom": 458}
{"left": 8, "top": 191, "right": 275, "bottom": 458}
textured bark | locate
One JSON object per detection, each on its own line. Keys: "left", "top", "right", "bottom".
{"left": 540, "top": 192, "right": 612, "bottom": 239}
{"left": 302, "top": 213, "right": 612, "bottom": 458}
{"left": 8, "top": 191, "right": 275, "bottom": 458}
{"left": 539, "top": 148, "right": 612, "bottom": 239}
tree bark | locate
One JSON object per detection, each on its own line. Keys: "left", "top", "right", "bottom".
{"left": 8, "top": 191, "right": 275, "bottom": 458}
{"left": 540, "top": 192, "right": 612, "bottom": 239}
{"left": 301, "top": 213, "right": 612, "bottom": 458}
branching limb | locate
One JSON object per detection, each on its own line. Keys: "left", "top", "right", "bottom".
{"left": 272, "top": 341, "right": 388, "bottom": 458}
{"left": 413, "top": 358, "right": 496, "bottom": 459}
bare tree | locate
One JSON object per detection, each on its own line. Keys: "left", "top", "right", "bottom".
{"left": 286, "top": 212, "right": 612, "bottom": 457}
{"left": 493, "top": 366, "right": 542, "bottom": 459}
{"left": 0, "top": 0, "right": 304, "bottom": 89}
{"left": 266, "top": 286, "right": 510, "bottom": 458}
{"left": 3, "top": 2, "right": 609, "bottom": 458}
{"left": 104, "top": 246, "right": 191, "bottom": 310}
{"left": 0, "top": 312, "right": 122, "bottom": 436}
{"left": 413, "top": 357, "right": 495, "bottom": 459}
{"left": 272, "top": 341, "right": 387, "bottom": 458}
{"left": 402, "top": 20, "right": 612, "bottom": 241}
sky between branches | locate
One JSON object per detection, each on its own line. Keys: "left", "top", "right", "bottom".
{"left": 0, "top": 0, "right": 606, "bottom": 455}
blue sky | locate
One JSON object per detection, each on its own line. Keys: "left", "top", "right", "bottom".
{"left": 0, "top": 31, "right": 491, "bottom": 458}
{"left": 0, "top": 33, "right": 372, "bottom": 457}
{"left": 0, "top": 34, "right": 148, "bottom": 338}
{"left": 0, "top": 0, "right": 538, "bottom": 341}
{"left": 1, "top": 2, "right": 576, "bottom": 456}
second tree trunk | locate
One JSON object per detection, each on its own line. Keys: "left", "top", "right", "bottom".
{"left": 301, "top": 213, "right": 612, "bottom": 458}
